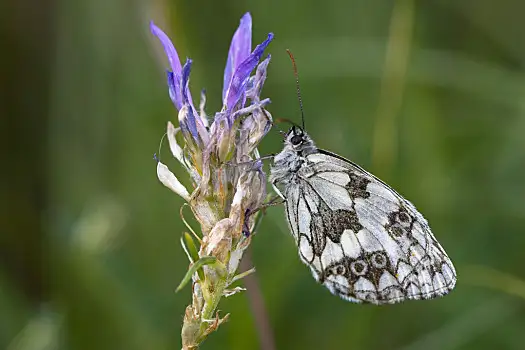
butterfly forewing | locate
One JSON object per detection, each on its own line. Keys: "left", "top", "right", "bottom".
{"left": 271, "top": 131, "right": 456, "bottom": 304}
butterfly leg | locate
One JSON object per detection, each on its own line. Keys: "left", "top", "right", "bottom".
{"left": 242, "top": 195, "right": 285, "bottom": 237}
{"left": 224, "top": 154, "right": 275, "bottom": 169}
{"left": 249, "top": 195, "right": 285, "bottom": 216}
{"left": 271, "top": 181, "right": 286, "bottom": 200}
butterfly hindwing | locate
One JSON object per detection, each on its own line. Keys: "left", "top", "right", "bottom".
{"left": 283, "top": 150, "right": 456, "bottom": 304}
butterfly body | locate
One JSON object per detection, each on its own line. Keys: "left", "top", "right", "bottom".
{"left": 270, "top": 126, "right": 457, "bottom": 304}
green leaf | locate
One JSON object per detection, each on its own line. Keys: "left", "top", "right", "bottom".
{"left": 230, "top": 267, "right": 256, "bottom": 285}
{"left": 176, "top": 256, "right": 217, "bottom": 292}
{"left": 183, "top": 232, "right": 204, "bottom": 281}
{"left": 183, "top": 233, "right": 200, "bottom": 262}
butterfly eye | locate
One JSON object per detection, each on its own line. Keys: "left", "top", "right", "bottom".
{"left": 290, "top": 134, "right": 303, "bottom": 146}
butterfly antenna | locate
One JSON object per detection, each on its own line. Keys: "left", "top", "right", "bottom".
{"left": 286, "top": 49, "right": 305, "bottom": 130}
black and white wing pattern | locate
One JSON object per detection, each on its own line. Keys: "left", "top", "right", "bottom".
{"left": 283, "top": 150, "right": 456, "bottom": 304}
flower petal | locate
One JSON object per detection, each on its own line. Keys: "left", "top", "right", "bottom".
{"left": 180, "top": 60, "right": 209, "bottom": 147}
{"left": 178, "top": 103, "right": 199, "bottom": 144}
{"left": 156, "top": 161, "right": 190, "bottom": 201}
{"left": 234, "top": 101, "right": 272, "bottom": 161}
{"left": 181, "top": 59, "right": 193, "bottom": 107}
{"left": 246, "top": 54, "right": 271, "bottom": 101}
{"left": 166, "top": 121, "right": 203, "bottom": 183}
{"left": 223, "top": 286, "right": 246, "bottom": 297}
{"left": 167, "top": 121, "right": 186, "bottom": 166}
{"left": 199, "top": 89, "right": 209, "bottom": 127}
{"left": 166, "top": 71, "right": 182, "bottom": 109}
{"left": 204, "top": 218, "right": 233, "bottom": 261}
{"left": 223, "top": 13, "right": 252, "bottom": 101}
{"left": 150, "top": 22, "right": 184, "bottom": 109}
{"left": 224, "top": 33, "right": 274, "bottom": 112}
{"left": 230, "top": 164, "right": 266, "bottom": 225}
{"left": 150, "top": 21, "right": 182, "bottom": 78}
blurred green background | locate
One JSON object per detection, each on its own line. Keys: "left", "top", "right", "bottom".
{"left": 3, "top": 0, "right": 525, "bottom": 349}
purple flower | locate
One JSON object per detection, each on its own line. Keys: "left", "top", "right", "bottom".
{"left": 150, "top": 22, "right": 204, "bottom": 148}
{"left": 223, "top": 13, "right": 252, "bottom": 102}
{"left": 152, "top": 12, "right": 273, "bottom": 224}
{"left": 223, "top": 31, "right": 274, "bottom": 113}
{"left": 150, "top": 14, "right": 274, "bottom": 347}
{"left": 149, "top": 21, "right": 185, "bottom": 110}
{"left": 151, "top": 13, "right": 273, "bottom": 149}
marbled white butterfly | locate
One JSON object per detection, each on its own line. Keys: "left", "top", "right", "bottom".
{"left": 268, "top": 52, "right": 456, "bottom": 304}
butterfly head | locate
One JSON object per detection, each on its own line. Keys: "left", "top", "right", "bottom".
{"left": 284, "top": 125, "right": 317, "bottom": 155}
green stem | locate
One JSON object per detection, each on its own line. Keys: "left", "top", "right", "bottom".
{"left": 195, "top": 278, "right": 227, "bottom": 344}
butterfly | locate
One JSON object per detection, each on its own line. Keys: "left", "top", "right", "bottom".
{"left": 269, "top": 124, "right": 457, "bottom": 304}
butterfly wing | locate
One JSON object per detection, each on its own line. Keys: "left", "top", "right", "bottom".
{"left": 285, "top": 150, "right": 456, "bottom": 304}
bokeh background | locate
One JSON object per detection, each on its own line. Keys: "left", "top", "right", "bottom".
{"left": 3, "top": 0, "right": 525, "bottom": 349}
